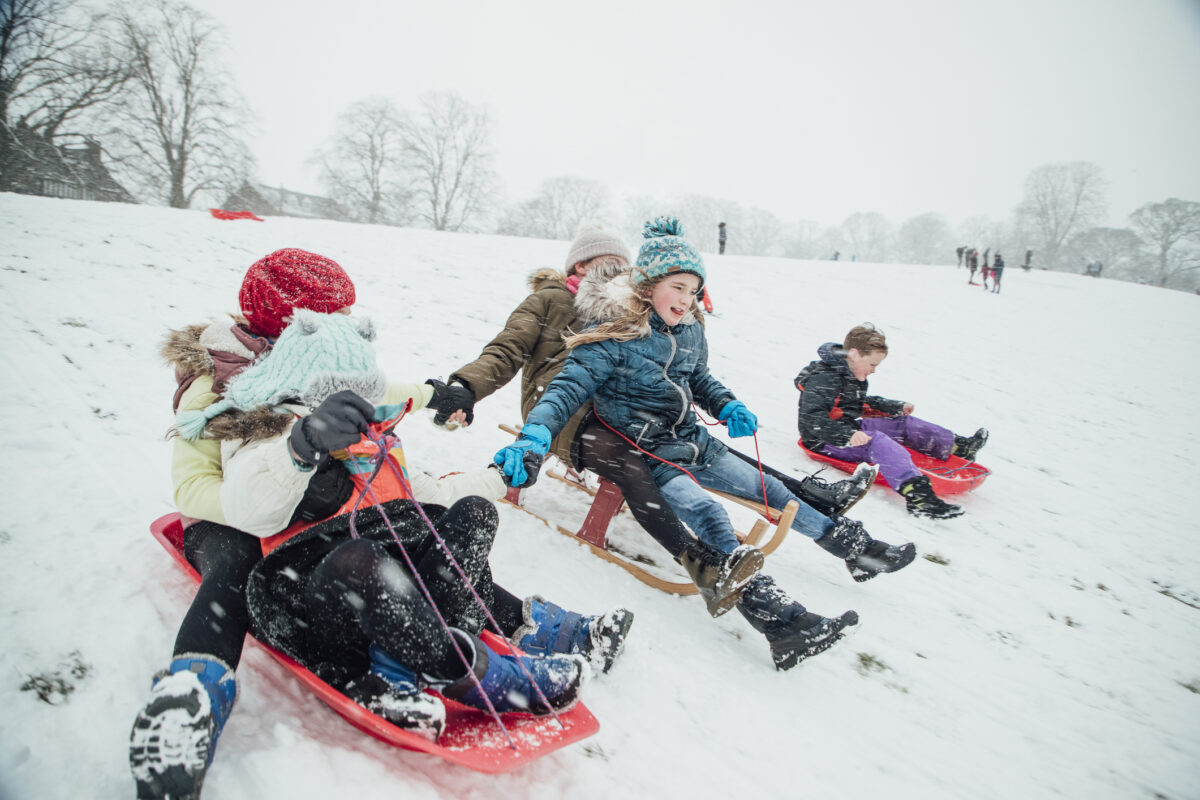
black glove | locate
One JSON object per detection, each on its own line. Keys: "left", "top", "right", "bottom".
{"left": 289, "top": 390, "right": 375, "bottom": 466}
{"left": 426, "top": 378, "right": 475, "bottom": 426}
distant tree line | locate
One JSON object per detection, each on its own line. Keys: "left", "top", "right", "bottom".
{"left": 4, "top": 1, "right": 1197, "bottom": 289}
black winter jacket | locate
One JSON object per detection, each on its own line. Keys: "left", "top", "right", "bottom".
{"left": 794, "top": 342, "right": 906, "bottom": 448}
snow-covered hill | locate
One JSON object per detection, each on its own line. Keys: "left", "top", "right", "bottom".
{"left": 1, "top": 193, "right": 1197, "bottom": 800}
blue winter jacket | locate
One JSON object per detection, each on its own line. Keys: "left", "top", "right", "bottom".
{"left": 525, "top": 312, "right": 736, "bottom": 485}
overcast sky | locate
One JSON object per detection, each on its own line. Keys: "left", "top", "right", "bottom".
{"left": 203, "top": 0, "right": 1200, "bottom": 230}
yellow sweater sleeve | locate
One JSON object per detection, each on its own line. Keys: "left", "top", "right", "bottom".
{"left": 385, "top": 381, "right": 436, "bottom": 411}
{"left": 170, "top": 376, "right": 227, "bottom": 524}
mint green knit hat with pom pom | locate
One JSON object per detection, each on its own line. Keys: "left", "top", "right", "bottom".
{"left": 173, "top": 309, "right": 387, "bottom": 440}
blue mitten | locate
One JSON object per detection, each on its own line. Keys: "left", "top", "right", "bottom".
{"left": 493, "top": 423, "right": 553, "bottom": 488}
{"left": 718, "top": 400, "right": 758, "bottom": 438}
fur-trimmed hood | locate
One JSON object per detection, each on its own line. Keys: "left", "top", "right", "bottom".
{"left": 573, "top": 260, "right": 698, "bottom": 330}
{"left": 527, "top": 267, "right": 568, "bottom": 293}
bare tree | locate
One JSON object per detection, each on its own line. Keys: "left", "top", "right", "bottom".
{"left": 312, "top": 97, "right": 411, "bottom": 225}
{"left": 0, "top": 0, "right": 129, "bottom": 187}
{"left": 1128, "top": 198, "right": 1200, "bottom": 288}
{"left": 780, "top": 219, "right": 830, "bottom": 260}
{"left": 399, "top": 91, "right": 496, "bottom": 231}
{"left": 895, "top": 212, "right": 953, "bottom": 265}
{"left": 840, "top": 212, "right": 893, "bottom": 262}
{"left": 1016, "top": 161, "right": 1107, "bottom": 271}
{"left": 497, "top": 176, "right": 611, "bottom": 239}
{"left": 1064, "top": 226, "right": 1145, "bottom": 280}
{"left": 738, "top": 206, "right": 784, "bottom": 256}
{"left": 104, "top": 0, "right": 248, "bottom": 207}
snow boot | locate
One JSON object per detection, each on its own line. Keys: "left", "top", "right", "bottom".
{"left": 737, "top": 575, "right": 858, "bottom": 670}
{"left": 511, "top": 596, "right": 634, "bottom": 675}
{"left": 129, "top": 654, "right": 237, "bottom": 800}
{"left": 816, "top": 516, "right": 917, "bottom": 582}
{"left": 898, "top": 475, "right": 964, "bottom": 519}
{"left": 679, "top": 540, "right": 765, "bottom": 618}
{"left": 952, "top": 428, "right": 989, "bottom": 462}
{"left": 797, "top": 463, "right": 878, "bottom": 516}
{"left": 341, "top": 645, "right": 446, "bottom": 741}
{"left": 436, "top": 629, "right": 587, "bottom": 715}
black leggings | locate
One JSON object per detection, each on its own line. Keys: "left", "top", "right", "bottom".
{"left": 576, "top": 419, "right": 695, "bottom": 559}
{"left": 302, "top": 496, "right": 522, "bottom": 680}
{"left": 177, "top": 521, "right": 262, "bottom": 668}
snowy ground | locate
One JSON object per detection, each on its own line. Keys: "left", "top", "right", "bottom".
{"left": 1, "top": 193, "right": 1198, "bottom": 800}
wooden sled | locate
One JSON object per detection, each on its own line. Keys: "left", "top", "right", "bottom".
{"left": 498, "top": 425, "right": 798, "bottom": 595}
{"left": 150, "top": 513, "right": 599, "bottom": 774}
{"left": 797, "top": 439, "right": 990, "bottom": 495}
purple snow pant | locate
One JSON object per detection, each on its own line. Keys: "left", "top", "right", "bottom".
{"left": 819, "top": 416, "right": 954, "bottom": 491}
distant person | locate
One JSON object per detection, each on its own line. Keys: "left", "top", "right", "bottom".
{"left": 967, "top": 248, "right": 979, "bottom": 284}
{"left": 718, "top": 222, "right": 727, "bottom": 255}
{"left": 1023, "top": 249, "right": 1033, "bottom": 271}
{"left": 990, "top": 252, "right": 1005, "bottom": 293}
{"left": 981, "top": 248, "right": 991, "bottom": 290}
{"left": 831, "top": 250, "right": 840, "bottom": 261}
{"left": 956, "top": 246, "right": 965, "bottom": 267}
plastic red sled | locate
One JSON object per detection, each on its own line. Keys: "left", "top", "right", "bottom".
{"left": 150, "top": 513, "right": 599, "bottom": 773}
{"left": 797, "top": 440, "right": 990, "bottom": 495}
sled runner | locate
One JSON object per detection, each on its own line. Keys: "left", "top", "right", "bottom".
{"left": 498, "top": 424, "right": 797, "bottom": 595}
{"left": 150, "top": 513, "right": 599, "bottom": 774}
{"left": 797, "top": 440, "right": 990, "bottom": 495}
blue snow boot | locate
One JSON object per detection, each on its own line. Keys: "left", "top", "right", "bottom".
{"left": 511, "top": 595, "right": 634, "bottom": 674}
{"left": 341, "top": 645, "right": 446, "bottom": 742}
{"left": 737, "top": 575, "right": 858, "bottom": 670}
{"left": 129, "top": 653, "right": 237, "bottom": 800}
{"left": 436, "top": 629, "right": 587, "bottom": 715}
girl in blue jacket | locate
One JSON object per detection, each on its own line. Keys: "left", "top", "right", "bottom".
{"left": 495, "top": 218, "right": 915, "bottom": 669}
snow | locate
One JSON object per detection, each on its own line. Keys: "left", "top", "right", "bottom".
{"left": 2, "top": 193, "right": 1198, "bottom": 800}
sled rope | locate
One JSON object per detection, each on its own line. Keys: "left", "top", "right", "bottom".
{"left": 346, "top": 423, "right": 564, "bottom": 741}
{"left": 690, "top": 406, "right": 777, "bottom": 524}
{"left": 593, "top": 410, "right": 777, "bottom": 524}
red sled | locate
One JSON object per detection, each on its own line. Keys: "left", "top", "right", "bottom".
{"left": 797, "top": 440, "right": 990, "bottom": 495}
{"left": 209, "top": 208, "right": 264, "bottom": 221}
{"left": 150, "top": 513, "right": 599, "bottom": 774}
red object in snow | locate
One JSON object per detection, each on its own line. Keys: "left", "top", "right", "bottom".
{"left": 797, "top": 439, "right": 990, "bottom": 495}
{"left": 149, "top": 513, "right": 600, "bottom": 773}
{"left": 209, "top": 208, "right": 264, "bottom": 221}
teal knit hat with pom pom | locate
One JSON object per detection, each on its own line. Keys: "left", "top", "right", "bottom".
{"left": 173, "top": 309, "right": 387, "bottom": 440}
{"left": 631, "top": 216, "right": 706, "bottom": 288}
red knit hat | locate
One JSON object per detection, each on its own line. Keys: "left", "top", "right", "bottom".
{"left": 238, "top": 248, "right": 356, "bottom": 338}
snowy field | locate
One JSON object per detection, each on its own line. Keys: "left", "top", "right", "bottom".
{"left": 1, "top": 193, "right": 1198, "bottom": 800}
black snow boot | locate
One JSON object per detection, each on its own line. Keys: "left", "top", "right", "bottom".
{"left": 816, "top": 516, "right": 917, "bottom": 582}
{"left": 796, "top": 463, "right": 878, "bottom": 516}
{"left": 737, "top": 575, "right": 858, "bottom": 670}
{"left": 680, "top": 540, "right": 764, "bottom": 618}
{"left": 898, "top": 475, "right": 964, "bottom": 519}
{"left": 952, "top": 428, "right": 989, "bottom": 462}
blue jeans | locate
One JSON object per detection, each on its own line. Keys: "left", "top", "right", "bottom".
{"left": 660, "top": 451, "right": 834, "bottom": 554}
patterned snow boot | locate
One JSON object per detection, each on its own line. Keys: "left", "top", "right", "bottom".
{"left": 797, "top": 463, "right": 878, "bottom": 516}
{"left": 816, "top": 516, "right": 917, "bottom": 581}
{"left": 511, "top": 596, "right": 635, "bottom": 674}
{"left": 436, "top": 629, "right": 587, "bottom": 715}
{"left": 898, "top": 475, "right": 964, "bottom": 519}
{"left": 737, "top": 575, "right": 858, "bottom": 670}
{"left": 129, "top": 654, "right": 237, "bottom": 800}
{"left": 341, "top": 645, "right": 446, "bottom": 742}
{"left": 952, "top": 428, "right": 989, "bottom": 462}
{"left": 680, "top": 540, "right": 765, "bottom": 618}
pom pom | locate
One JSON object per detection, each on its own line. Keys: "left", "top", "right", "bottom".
{"left": 174, "top": 408, "right": 213, "bottom": 440}
{"left": 643, "top": 216, "right": 684, "bottom": 239}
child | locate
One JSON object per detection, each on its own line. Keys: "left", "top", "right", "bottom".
{"left": 495, "top": 218, "right": 916, "bottom": 670}
{"left": 991, "top": 252, "right": 1005, "bottom": 293}
{"left": 132, "top": 251, "right": 628, "bottom": 799}
{"left": 794, "top": 323, "right": 989, "bottom": 519}
{"left": 436, "top": 223, "right": 874, "bottom": 612}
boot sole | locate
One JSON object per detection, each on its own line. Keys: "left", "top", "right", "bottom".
{"left": 706, "top": 549, "right": 766, "bottom": 618}
{"left": 589, "top": 608, "right": 636, "bottom": 674}
{"left": 835, "top": 465, "right": 878, "bottom": 516}
{"left": 849, "top": 543, "right": 918, "bottom": 582}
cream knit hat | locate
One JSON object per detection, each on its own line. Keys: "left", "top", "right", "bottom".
{"left": 564, "top": 223, "right": 632, "bottom": 272}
